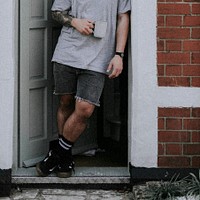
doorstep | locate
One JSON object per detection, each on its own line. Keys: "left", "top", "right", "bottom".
{"left": 12, "top": 167, "right": 130, "bottom": 186}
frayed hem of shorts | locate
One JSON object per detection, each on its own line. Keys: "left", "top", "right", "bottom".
{"left": 75, "top": 96, "right": 100, "bottom": 107}
{"left": 53, "top": 91, "right": 76, "bottom": 96}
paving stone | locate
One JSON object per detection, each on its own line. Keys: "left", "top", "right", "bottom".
{"left": 10, "top": 189, "right": 39, "bottom": 200}
{"left": 9, "top": 188, "right": 133, "bottom": 200}
{"left": 41, "top": 195, "right": 86, "bottom": 200}
{"left": 88, "top": 196, "right": 123, "bottom": 200}
{"left": 41, "top": 189, "right": 87, "bottom": 196}
{"left": 89, "top": 190, "right": 116, "bottom": 195}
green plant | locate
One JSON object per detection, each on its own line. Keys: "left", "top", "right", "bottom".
{"left": 144, "top": 175, "right": 186, "bottom": 200}
{"left": 186, "top": 171, "right": 200, "bottom": 197}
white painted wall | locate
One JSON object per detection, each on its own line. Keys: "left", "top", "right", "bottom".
{"left": 129, "top": 0, "right": 200, "bottom": 168}
{"left": 0, "top": 0, "right": 15, "bottom": 169}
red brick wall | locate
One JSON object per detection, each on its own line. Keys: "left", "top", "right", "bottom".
{"left": 157, "top": 0, "right": 200, "bottom": 168}
{"left": 158, "top": 107, "right": 200, "bottom": 168}
{"left": 157, "top": 0, "right": 200, "bottom": 87}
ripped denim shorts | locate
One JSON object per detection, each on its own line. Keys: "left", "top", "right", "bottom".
{"left": 53, "top": 62, "right": 105, "bottom": 106}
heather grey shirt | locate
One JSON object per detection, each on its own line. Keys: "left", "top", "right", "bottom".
{"left": 51, "top": 0, "right": 131, "bottom": 74}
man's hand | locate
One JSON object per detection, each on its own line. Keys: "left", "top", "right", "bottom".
{"left": 107, "top": 55, "right": 123, "bottom": 79}
{"left": 71, "top": 18, "right": 94, "bottom": 35}
{"left": 107, "top": 12, "right": 129, "bottom": 79}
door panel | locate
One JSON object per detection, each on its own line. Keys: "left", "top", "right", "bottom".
{"left": 19, "top": 0, "right": 53, "bottom": 167}
{"left": 29, "top": 28, "right": 45, "bottom": 78}
{"left": 29, "top": 88, "right": 46, "bottom": 139}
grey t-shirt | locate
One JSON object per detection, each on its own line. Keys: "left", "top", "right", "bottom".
{"left": 51, "top": 0, "right": 131, "bottom": 74}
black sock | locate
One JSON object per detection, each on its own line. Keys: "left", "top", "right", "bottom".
{"left": 49, "top": 136, "right": 60, "bottom": 151}
{"left": 58, "top": 135, "right": 74, "bottom": 157}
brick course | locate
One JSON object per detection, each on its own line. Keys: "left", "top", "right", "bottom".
{"left": 158, "top": 107, "right": 200, "bottom": 168}
{"left": 157, "top": 0, "right": 200, "bottom": 87}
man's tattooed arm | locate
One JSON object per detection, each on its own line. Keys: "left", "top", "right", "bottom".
{"left": 52, "top": 11, "right": 73, "bottom": 26}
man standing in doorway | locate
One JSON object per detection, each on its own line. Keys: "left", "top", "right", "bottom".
{"left": 36, "top": 0, "right": 131, "bottom": 178}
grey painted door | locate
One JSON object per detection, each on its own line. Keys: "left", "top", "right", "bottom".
{"left": 19, "top": 0, "right": 54, "bottom": 167}
{"left": 19, "top": 0, "right": 98, "bottom": 167}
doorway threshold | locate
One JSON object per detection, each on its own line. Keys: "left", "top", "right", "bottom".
{"left": 12, "top": 167, "right": 130, "bottom": 185}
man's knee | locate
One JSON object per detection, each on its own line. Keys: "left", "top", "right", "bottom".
{"left": 75, "top": 100, "right": 95, "bottom": 119}
{"left": 60, "top": 95, "right": 75, "bottom": 109}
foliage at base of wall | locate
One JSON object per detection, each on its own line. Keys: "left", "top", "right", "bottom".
{"left": 132, "top": 171, "right": 200, "bottom": 200}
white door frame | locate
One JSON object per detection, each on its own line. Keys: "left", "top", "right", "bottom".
{"left": 128, "top": 0, "right": 158, "bottom": 167}
{"left": 0, "top": 0, "right": 17, "bottom": 170}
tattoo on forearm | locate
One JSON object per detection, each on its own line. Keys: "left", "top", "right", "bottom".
{"left": 52, "top": 11, "right": 73, "bottom": 26}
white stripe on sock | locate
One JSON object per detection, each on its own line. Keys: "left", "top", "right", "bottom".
{"left": 59, "top": 138, "right": 72, "bottom": 149}
{"left": 59, "top": 140, "right": 70, "bottom": 150}
{"left": 60, "top": 138, "right": 72, "bottom": 148}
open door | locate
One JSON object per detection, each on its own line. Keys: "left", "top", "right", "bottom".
{"left": 19, "top": 0, "right": 98, "bottom": 168}
{"left": 19, "top": 0, "right": 54, "bottom": 167}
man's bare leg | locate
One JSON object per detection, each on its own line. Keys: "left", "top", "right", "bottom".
{"left": 55, "top": 99, "right": 95, "bottom": 178}
{"left": 57, "top": 94, "right": 75, "bottom": 135}
{"left": 62, "top": 99, "right": 95, "bottom": 142}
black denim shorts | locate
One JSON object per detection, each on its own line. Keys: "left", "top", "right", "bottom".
{"left": 53, "top": 62, "right": 105, "bottom": 106}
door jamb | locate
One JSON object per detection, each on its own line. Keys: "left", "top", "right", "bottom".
{"left": 12, "top": 0, "right": 20, "bottom": 172}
